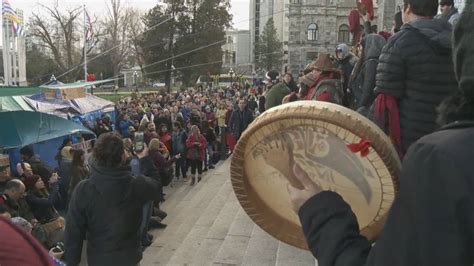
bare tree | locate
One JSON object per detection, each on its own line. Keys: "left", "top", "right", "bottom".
{"left": 29, "top": 2, "right": 97, "bottom": 81}
{"left": 126, "top": 8, "right": 145, "bottom": 72}
{"left": 103, "top": 0, "right": 131, "bottom": 85}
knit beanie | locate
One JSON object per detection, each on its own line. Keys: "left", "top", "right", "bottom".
{"left": 453, "top": 2, "right": 474, "bottom": 98}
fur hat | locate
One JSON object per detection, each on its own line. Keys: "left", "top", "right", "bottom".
{"left": 265, "top": 70, "right": 280, "bottom": 83}
{"left": 299, "top": 72, "right": 318, "bottom": 88}
{"left": 309, "top": 53, "right": 336, "bottom": 72}
{"left": 453, "top": 1, "right": 474, "bottom": 98}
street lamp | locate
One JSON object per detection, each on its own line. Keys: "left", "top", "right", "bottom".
{"left": 133, "top": 71, "right": 138, "bottom": 92}
{"left": 228, "top": 68, "right": 234, "bottom": 88}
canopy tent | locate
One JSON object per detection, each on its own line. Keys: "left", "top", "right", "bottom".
{"left": 0, "top": 96, "right": 34, "bottom": 112}
{"left": 40, "top": 79, "right": 115, "bottom": 89}
{"left": 0, "top": 86, "right": 44, "bottom": 97}
{"left": 0, "top": 111, "right": 95, "bottom": 150}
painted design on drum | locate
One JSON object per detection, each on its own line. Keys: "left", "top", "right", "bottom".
{"left": 251, "top": 125, "right": 373, "bottom": 204}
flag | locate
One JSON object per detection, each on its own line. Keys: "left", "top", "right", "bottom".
{"left": 2, "top": 0, "right": 25, "bottom": 37}
{"left": 85, "top": 9, "right": 95, "bottom": 48}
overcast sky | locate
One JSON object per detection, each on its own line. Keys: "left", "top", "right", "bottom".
{"left": 5, "top": 0, "right": 249, "bottom": 30}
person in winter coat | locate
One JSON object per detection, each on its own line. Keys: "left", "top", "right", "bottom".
{"left": 186, "top": 125, "right": 207, "bottom": 186}
{"left": 159, "top": 124, "right": 172, "bottom": 153}
{"left": 264, "top": 70, "right": 291, "bottom": 110}
{"left": 172, "top": 122, "right": 187, "bottom": 180}
{"left": 228, "top": 99, "right": 254, "bottom": 140}
{"left": 65, "top": 132, "right": 163, "bottom": 266}
{"left": 68, "top": 149, "right": 89, "bottom": 197}
{"left": 201, "top": 120, "right": 216, "bottom": 171}
{"left": 335, "top": 44, "right": 358, "bottom": 106}
{"left": 437, "top": 0, "right": 460, "bottom": 26}
{"left": 373, "top": 0, "right": 458, "bottom": 156}
{"left": 119, "top": 114, "right": 133, "bottom": 138}
{"left": 287, "top": 3, "right": 474, "bottom": 265}
{"left": 20, "top": 146, "right": 53, "bottom": 191}
{"left": 298, "top": 53, "right": 344, "bottom": 105}
{"left": 283, "top": 73, "right": 299, "bottom": 93}
{"left": 349, "top": 34, "right": 387, "bottom": 114}
{"left": 24, "top": 174, "right": 64, "bottom": 248}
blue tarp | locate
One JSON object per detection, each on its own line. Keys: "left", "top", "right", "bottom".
{"left": 0, "top": 111, "right": 95, "bottom": 150}
{"left": 0, "top": 111, "right": 96, "bottom": 171}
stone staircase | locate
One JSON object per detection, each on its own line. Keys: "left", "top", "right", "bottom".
{"left": 142, "top": 159, "right": 317, "bottom": 266}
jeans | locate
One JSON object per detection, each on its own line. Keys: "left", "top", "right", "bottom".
{"left": 205, "top": 143, "right": 214, "bottom": 167}
{"left": 175, "top": 156, "right": 187, "bottom": 178}
{"left": 140, "top": 201, "right": 153, "bottom": 242}
{"left": 220, "top": 126, "right": 227, "bottom": 159}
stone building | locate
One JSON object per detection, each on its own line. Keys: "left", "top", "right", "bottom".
{"left": 286, "top": 0, "right": 384, "bottom": 74}
{"left": 222, "top": 29, "right": 252, "bottom": 74}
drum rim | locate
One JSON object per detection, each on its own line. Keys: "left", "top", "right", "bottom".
{"left": 230, "top": 101, "right": 402, "bottom": 250}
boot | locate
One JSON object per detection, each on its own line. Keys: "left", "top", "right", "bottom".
{"left": 197, "top": 176, "right": 202, "bottom": 183}
{"left": 190, "top": 177, "right": 195, "bottom": 186}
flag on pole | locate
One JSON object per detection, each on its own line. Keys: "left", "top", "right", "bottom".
{"left": 85, "top": 9, "right": 95, "bottom": 48}
{"left": 2, "top": 0, "right": 25, "bottom": 36}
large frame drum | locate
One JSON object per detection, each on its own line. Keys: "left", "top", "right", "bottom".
{"left": 231, "top": 101, "right": 401, "bottom": 249}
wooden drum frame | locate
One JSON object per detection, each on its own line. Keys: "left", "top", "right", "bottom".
{"left": 230, "top": 101, "right": 402, "bottom": 249}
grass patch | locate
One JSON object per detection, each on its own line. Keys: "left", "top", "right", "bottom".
{"left": 96, "top": 94, "right": 130, "bottom": 102}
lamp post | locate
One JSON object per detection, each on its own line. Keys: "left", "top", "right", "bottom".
{"left": 228, "top": 68, "right": 234, "bottom": 89}
{"left": 133, "top": 71, "right": 138, "bottom": 92}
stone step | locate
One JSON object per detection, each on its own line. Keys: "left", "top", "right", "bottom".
{"left": 275, "top": 242, "right": 317, "bottom": 266}
{"left": 211, "top": 207, "right": 255, "bottom": 265}
{"left": 142, "top": 160, "right": 231, "bottom": 265}
{"left": 166, "top": 180, "right": 234, "bottom": 265}
{"left": 241, "top": 226, "right": 279, "bottom": 265}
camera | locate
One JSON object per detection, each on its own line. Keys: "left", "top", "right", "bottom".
{"left": 51, "top": 242, "right": 65, "bottom": 253}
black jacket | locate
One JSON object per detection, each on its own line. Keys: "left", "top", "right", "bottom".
{"left": 26, "top": 182, "right": 61, "bottom": 224}
{"left": 229, "top": 108, "right": 254, "bottom": 140}
{"left": 375, "top": 19, "right": 458, "bottom": 153}
{"left": 351, "top": 34, "right": 386, "bottom": 111}
{"left": 65, "top": 159, "right": 162, "bottom": 266}
{"left": 299, "top": 121, "right": 474, "bottom": 266}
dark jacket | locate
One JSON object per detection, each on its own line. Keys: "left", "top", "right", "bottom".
{"left": 65, "top": 160, "right": 163, "bottom": 266}
{"left": 26, "top": 182, "right": 61, "bottom": 224}
{"left": 298, "top": 121, "right": 474, "bottom": 266}
{"left": 171, "top": 130, "right": 187, "bottom": 155}
{"left": 375, "top": 19, "right": 458, "bottom": 153}
{"left": 264, "top": 82, "right": 291, "bottom": 110}
{"left": 351, "top": 34, "right": 387, "bottom": 111}
{"left": 229, "top": 108, "right": 254, "bottom": 140}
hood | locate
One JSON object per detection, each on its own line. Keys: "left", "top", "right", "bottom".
{"left": 336, "top": 43, "right": 350, "bottom": 59}
{"left": 89, "top": 160, "right": 133, "bottom": 203}
{"left": 404, "top": 18, "right": 452, "bottom": 50}
{"left": 363, "top": 34, "right": 387, "bottom": 60}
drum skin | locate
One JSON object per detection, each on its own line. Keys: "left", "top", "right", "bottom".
{"left": 230, "top": 101, "right": 402, "bottom": 250}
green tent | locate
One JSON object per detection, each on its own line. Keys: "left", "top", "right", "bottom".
{"left": 0, "top": 111, "right": 95, "bottom": 149}
{"left": 0, "top": 96, "right": 34, "bottom": 112}
{"left": 0, "top": 86, "right": 44, "bottom": 97}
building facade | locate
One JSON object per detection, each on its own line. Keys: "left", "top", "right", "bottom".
{"left": 2, "top": 9, "right": 26, "bottom": 86}
{"left": 222, "top": 29, "right": 252, "bottom": 74}
{"left": 286, "top": 0, "right": 383, "bottom": 74}
{"left": 249, "top": 0, "right": 289, "bottom": 72}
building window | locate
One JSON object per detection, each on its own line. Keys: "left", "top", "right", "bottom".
{"left": 338, "top": 24, "right": 350, "bottom": 44}
{"left": 307, "top": 23, "right": 318, "bottom": 41}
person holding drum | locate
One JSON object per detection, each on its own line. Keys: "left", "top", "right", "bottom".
{"left": 287, "top": 4, "right": 474, "bottom": 265}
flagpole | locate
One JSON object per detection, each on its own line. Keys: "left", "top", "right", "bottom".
{"left": 83, "top": 4, "right": 87, "bottom": 84}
